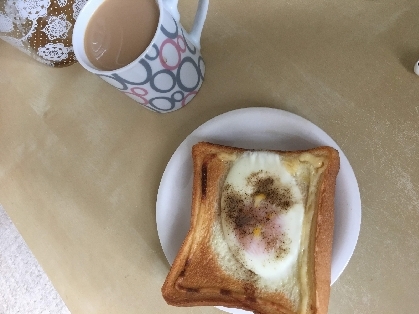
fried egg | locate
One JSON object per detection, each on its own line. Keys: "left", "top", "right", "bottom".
{"left": 220, "top": 151, "right": 304, "bottom": 281}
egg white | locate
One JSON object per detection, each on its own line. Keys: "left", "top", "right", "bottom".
{"left": 220, "top": 152, "right": 304, "bottom": 281}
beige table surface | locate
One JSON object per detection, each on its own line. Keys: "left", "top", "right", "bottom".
{"left": 1, "top": 0, "right": 419, "bottom": 313}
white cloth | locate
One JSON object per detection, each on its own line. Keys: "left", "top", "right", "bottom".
{"left": 0, "top": 205, "right": 70, "bottom": 314}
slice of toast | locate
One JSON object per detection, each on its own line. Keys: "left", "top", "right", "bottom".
{"left": 162, "top": 142, "right": 340, "bottom": 314}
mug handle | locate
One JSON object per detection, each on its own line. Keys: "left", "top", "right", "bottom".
{"left": 162, "top": 0, "right": 209, "bottom": 50}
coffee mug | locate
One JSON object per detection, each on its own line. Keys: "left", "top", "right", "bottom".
{"left": 73, "top": 0, "right": 209, "bottom": 113}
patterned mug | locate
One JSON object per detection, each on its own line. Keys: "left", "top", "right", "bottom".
{"left": 73, "top": 0, "right": 208, "bottom": 113}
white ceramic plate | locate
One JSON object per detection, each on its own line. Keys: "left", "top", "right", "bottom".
{"left": 156, "top": 107, "right": 361, "bottom": 314}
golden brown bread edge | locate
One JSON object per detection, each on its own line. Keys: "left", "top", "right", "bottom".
{"left": 161, "top": 142, "right": 340, "bottom": 314}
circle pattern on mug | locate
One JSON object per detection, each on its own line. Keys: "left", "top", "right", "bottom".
{"left": 151, "top": 70, "right": 177, "bottom": 93}
{"left": 98, "top": 13, "right": 205, "bottom": 113}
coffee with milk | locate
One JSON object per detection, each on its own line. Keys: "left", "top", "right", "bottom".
{"left": 84, "top": 0, "right": 159, "bottom": 71}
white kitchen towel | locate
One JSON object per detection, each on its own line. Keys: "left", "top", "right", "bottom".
{"left": 0, "top": 204, "right": 70, "bottom": 314}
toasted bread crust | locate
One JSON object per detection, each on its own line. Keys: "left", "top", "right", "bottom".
{"left": 312, "top": 147, "right": 339, "bottom": 314}
{"left": 162, "top": 142, "right": 340, "bottom": 314}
